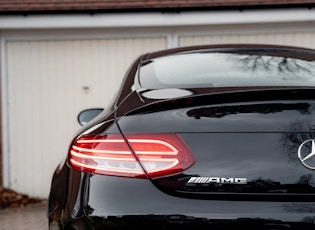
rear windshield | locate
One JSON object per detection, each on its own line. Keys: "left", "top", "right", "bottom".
{"left": 138, "top": 52, "right": 315, "bottom": 89}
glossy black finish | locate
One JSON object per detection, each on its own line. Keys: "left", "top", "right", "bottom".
{"left": 48, "top": 44, "right": 315, "bottom": 229}
{"left": 49, "top": 165, "right": 315, "bottom": 229}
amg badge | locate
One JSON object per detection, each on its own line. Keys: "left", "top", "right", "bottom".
{"left": 188, "top": 177, "right": 247, "bottom": 184}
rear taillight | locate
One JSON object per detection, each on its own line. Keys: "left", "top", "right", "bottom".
{"left": 68, "top": 133, "right": 195, "bottom": 178}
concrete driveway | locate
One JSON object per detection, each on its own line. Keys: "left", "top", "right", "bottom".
{"left": 0, "top": 200, "right": 47, "bottom": 230}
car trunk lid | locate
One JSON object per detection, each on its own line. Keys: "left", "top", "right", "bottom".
{"left": 117, "top": 88, "right": 315, "bottom": 201}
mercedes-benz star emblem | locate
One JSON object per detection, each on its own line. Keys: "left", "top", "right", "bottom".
{"left": 298, "top": 139, "right": 315, "bottom": 170}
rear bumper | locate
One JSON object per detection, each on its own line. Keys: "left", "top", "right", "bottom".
{"left": 67, "top": 215, "right": 315, "bottom": 230}
{"left": 49, "top": 166, "right": 315, "bottom": 229}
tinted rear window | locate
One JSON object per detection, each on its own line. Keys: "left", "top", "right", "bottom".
{"left": 138, "top": 52, "right": 315, "bottom": 89}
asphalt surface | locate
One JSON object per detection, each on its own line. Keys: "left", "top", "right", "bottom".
{"left": 0, "top": 200, "right": 48, "bottom": 230}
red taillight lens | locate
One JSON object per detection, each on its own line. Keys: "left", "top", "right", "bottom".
{"left": 68, "top": 133, "right": 195, "bottom": 178}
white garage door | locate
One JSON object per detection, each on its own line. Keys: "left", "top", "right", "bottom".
{"left": 179, "top": 32, "right": 315, "bottom": 49}
{"left": 6, "top": 37, "right": 166, "bottom": 198}
{"left": 6, "top": 29, "right": 315, "bottom": 199}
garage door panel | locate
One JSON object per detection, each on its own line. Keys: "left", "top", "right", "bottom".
{"left": 6, "top": 37, "right": 166, "bottom": 198}
{"left": 179, "top": 32, "right": 315, "bottom": 49}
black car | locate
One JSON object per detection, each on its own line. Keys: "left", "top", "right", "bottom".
{"left": 48, "top": 44, "right": 315, "bottom": 229}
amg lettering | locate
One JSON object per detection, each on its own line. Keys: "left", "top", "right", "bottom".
{"left": 221, "top": 178, "right": 234, "bottom": 183}
{"left": 188, "top": 177, "right": 247, "bottom": 184}
{"left": 208, "top": 177, "right": 220, "bottom": 183}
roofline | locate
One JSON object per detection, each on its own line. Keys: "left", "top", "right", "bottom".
{"left": 0, "top": 3, "right": 314, "bottom": 15}
{"left": 0, "top": 8, "right": 315, "bottom": 30}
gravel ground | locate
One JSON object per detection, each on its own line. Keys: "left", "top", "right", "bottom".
{"left": 0, "top": 200, "right": 48, "bottom": 230}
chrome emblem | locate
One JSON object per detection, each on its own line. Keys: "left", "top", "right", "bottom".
{"left": 298, "top": 139, "right": 315, "bottom": 170}
{"left": 187, "top": 177, "right": 247, "bottom": 184}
